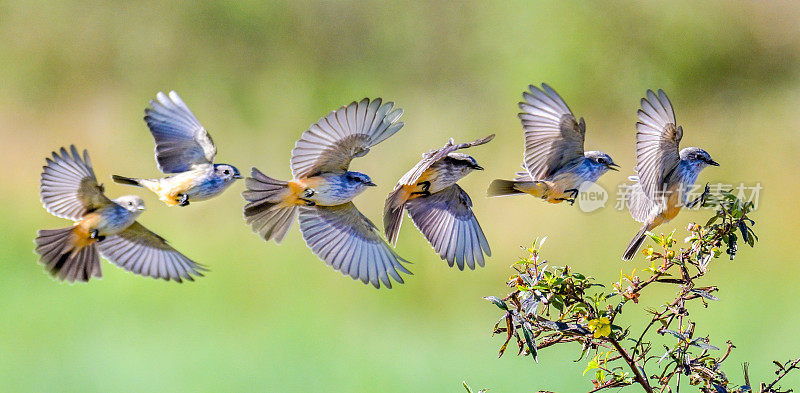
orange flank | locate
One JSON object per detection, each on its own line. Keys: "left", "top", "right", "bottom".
{"left": 70, "top": 214, "right": 101, "bottom": 248}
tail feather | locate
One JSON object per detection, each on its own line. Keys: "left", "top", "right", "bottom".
{"left": 242, "top": 168, "right": 297, "bottom": 243}
{"left": 35, "top": 227, "right": 101, "bottom": 282}
{"left": 622, "top": 225, "right": 649, "bottom": 261}
{"left": 487, "top": 179, "right": 523, "bottom": 197}
{"left": 111, "top": 175, "right": 142, "bottom": 187}
{"left": 383, "top": 187, "right": 409, "bottom": 245}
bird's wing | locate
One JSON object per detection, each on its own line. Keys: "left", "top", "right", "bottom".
{"left": 396, "top": 134, "right": 495, "bottom": 186}
{"left": 290, "top": 98, "right": 404, "bottom": 178}
{"left": 40, "top": 145, "right": 112, "bottom": 221}
{"left": 144, "top": 91, "right": 216, "bottom": 173}
{"left": 518, "top": 83, "right": 586, "bottom": 180}
{"left": 625, "top": 176, "right": 657, "bottom": 223}
{"left": 635, "top": 89, "right": 682, "bottom": 201}
{"left": 97, "top": 222, "right": 206, "bottom": 282}
{"left": 298, "top": 202, "right": 411, "bottom": 289}
{"left": 405, "top": 185, "right": 491, "bottom": 270}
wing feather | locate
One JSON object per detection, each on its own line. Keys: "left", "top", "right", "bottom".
{"left": 518, "top": 84, "right": 586, "bottom": 180}
{"left": 40, "top": 146, "right": 111, "bottom": 220}
{"left": 634, "top": 89, "right": 682, "bottom": 201}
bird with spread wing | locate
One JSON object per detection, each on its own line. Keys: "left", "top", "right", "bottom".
{"left": 243, "top": 98, "right": 409, "bottom": 288}
{"left": 112, "top": 91, "right": 241, "bottom": 207}
{"left": 384, "top": 135, "right": 494, "bottom": 270}
{"left": 622, "top": 89, "right": 718, "bottom": 260}
{"left": 488, "top": 83, "right": 618, "bottom": 204}
{"left": 35, "top": 146, "right": 205, "bottom": 283}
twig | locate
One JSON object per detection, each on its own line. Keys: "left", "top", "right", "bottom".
{"left": 763, "top": 356, "right": 800, "bottom": 392}
{"left": 609, "top": 336, "right": 654, "bottom": 393}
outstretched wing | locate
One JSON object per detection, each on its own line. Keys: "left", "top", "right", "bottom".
{"left": 40, "top": 145, "right": 112, "bottom": 221}
{"left": 625, "top": 176, "right": 658, "bottom": 223}
{"left": 144, "top": 91, "right": 216, "bottom": 173}
{"left": 396, "top": 134, "right": 495, "bottom": 186}
{"left": 635, "top": 89, "right": 682, "bottom": 201}
{"left": 97, "top": 222, "right": 206, "bottom": 282}
{"left": 518, "top": 83, "right": 586, "bottom": 180}
{"left": 298, "top": 203, "right": 411, "bottom": 289}
{"left": 290, "top": 98, "right": 404, "bottom": 178}
{"left": 405, "top": 185, "right": 490, "bottom": 270}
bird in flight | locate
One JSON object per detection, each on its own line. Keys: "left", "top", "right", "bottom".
{"left": 35, "top": 146, "right": 205, "bottom": 282}
{"left": 622, "top": 89, "right": 718, "bottom": 260}
{"left": 488, "top": 83, "right": 618, "bottom": 204}
{"left": 384, "top": 135, "right": 494, "bottom": 270}
{"left": 243, "top": 98, "right": 409, "bottom": 288}
{"left": 112, "top": 91, "right": 241, "bottom": 207}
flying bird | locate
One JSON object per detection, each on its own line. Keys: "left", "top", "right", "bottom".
{"left": 488, "top": 83, "right": 618, "bottom": 204}
{"left": 35, "top": 146, "right": 205, "bottom": 282}
{"left": 622, "top": 89, "right": 718, "bottom": 260}
{"left": 384, "top": 135, "right": 494, "bottom": 270}
{"left": 242, "top": 98, "right": 409, "bottom": 289}
{"left": 112, "top": 91, "right": 241, "bottom": 207}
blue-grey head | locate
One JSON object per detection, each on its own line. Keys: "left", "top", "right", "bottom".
{"left": 213, "top": 164, "right": 242, "bottom": 182}
{"left": 113, "top": 195, "right": 146, "bottom": 217}
{"left": 679, "top": 147, "right": 719, "bottom": 170}
{"left": 344, "top": 171, "right": 377, "bottom": 190}
{"left": 584, "top": 151, "right": 619, "bottom": 175}
{"left": 446, "top": 152, "right": 484, "bottom": 170}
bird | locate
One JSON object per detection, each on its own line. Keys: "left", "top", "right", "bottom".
{"left": 488, "top": 83, "right": 618, "bottom": 204}
{"left": 242, "top": 98, "right": 410, "bottom": 289}
{"left": 112, "top": 91, "right": 241, "bottom": 207}
{"left": 384, "top": 135, "right": 494, "bottom": 270}
{"left": 621, "top": 89, "right": 719, "bottom": 260}
{"left": 35, "top": 146, "right": 205, "bottom": 283}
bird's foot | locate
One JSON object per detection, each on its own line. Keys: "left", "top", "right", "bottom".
{"left": 300, "top": 198, "right": 316, "bottom": 206}
{"left": 416, "top": 181, "right": 431, "bottom": 192}
{"left": 555, "top": 197, "right": 576, "bottom": 205}
{"left": 302, "top": 189, "right": 316, "bottom": 198}
{"left": 89, "top": 229, "right": 99, "bottom": 239}
{"left": 687, "top": 183, "right": 711, "bottom": 209}
{"left": 411, "top": 191, "right": 431, "bottom": 198}
{"left": 565, "top": 188, "right": 580, "bottom": 199}
{"left": 177, "top": 194, "right": 190, "bottom": 207}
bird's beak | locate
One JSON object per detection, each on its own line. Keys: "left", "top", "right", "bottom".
{"left": 234, "top": 173, "right": 243, "bottom": 179}
{"left": 472, "top": 164, "right": 484, "bottom": 170}
{"left": 137, "top": 205, "right": 146, "bottom": 210}
{"left": 707, "top": 159, "right": 719, "bottom": 166}
{"left": 607, "top": 163, "right": 620, "bottom": 171}
{"left": 365, "top": 181, "right": 377, "bottom": 187}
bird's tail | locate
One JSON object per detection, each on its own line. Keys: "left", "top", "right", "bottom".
{"left": 242, "top": 168, "right": 300, "bottom": 243}
{"left": 487, "top": 179, "right": 525, "bottom": 197}
{"left": 383, "top": 187, "right": 411, "bottom": 245}
{"left": 34, "top": 227, "right": 101, "bottom": 282}
{"left": 622, "top": 224, "right": 650, "bottom": 261}
{"left": 111, "top": 175, "right": 143, "bottom": 187}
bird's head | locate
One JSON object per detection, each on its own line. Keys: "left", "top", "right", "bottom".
{"left": 214, "top": 164, "right": 243, "bottom": 181}
{"left": 585, "top": 151, "right": 619, "bottom": 172}
{"left": 344, "top": 171, "right": 377, "bottom": 189}
{"left": 115, "top": 195, "right": 146, "bottom": 215}
{"left": 446, "top": 152, "right": 484, "bottom": 171}
{"left": 680, "top": 147, "right": 719, "bottom": 169}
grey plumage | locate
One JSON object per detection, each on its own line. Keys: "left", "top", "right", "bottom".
{"left": 145, "top": 91, "right": 217, "bottom": 173}
{"left": 405, "top": 185, "right": 491, "bottom": 270}
{"left": 384, "top": 136, "right": 493, "bottom": 269}
{"left": 244, "top": 98, "right": 409, "bottom": 289}
{"left": 36, "top": 146, "right": 204, "bottom": 282}
{"left": 622, "top": 90, "right": 718, "bottom": 260}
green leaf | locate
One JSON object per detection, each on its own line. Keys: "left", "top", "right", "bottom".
{"left": 521, "top": 324, "right": 538, "bottom": 363}
{"left": 661, "top": 329, "right": 688, "bottom": 341}
{"left": 483, "top": 296, "right": 507, "bottom": 310}
{"left": 690, "top": 289, "right": 719, "bottom": 301}
{"left": 689, "top": 338, "right": 719, "bottom": 351}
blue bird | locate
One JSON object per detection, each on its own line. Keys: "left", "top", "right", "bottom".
{"left": 112, "top": 91, "right": 241, "bottom": 206}
{"left": 488, "top": 83, "right": 618, "bottom": 204}
{"left": 35, "top": 146, "right": 205, "bottom": 283}
{"left": 243, "top": 98, "right": 409, "bottom": 289}
{"left": 622, "top": 89, "right": 719, "bottom": 260}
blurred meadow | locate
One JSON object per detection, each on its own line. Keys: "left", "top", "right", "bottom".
{"left": 1, "top": 1, "right": 799, "bottom": 391}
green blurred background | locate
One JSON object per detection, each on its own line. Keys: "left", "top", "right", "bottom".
{"left": 1, "top": 1, "right": 798, "bottom": 391}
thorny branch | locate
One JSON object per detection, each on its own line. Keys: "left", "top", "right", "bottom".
{"left": 478, "top": 192, "right": 798, "bottom": 393}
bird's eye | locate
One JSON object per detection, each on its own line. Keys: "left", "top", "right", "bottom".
{"left": 223, "top": 169, "right": 231, "bottom": 175}
{"left": 128, "top": 201, "right": 133, "bottom": 206}
{"left": 598, "top": 158, "right": 606, "bottom": 164}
